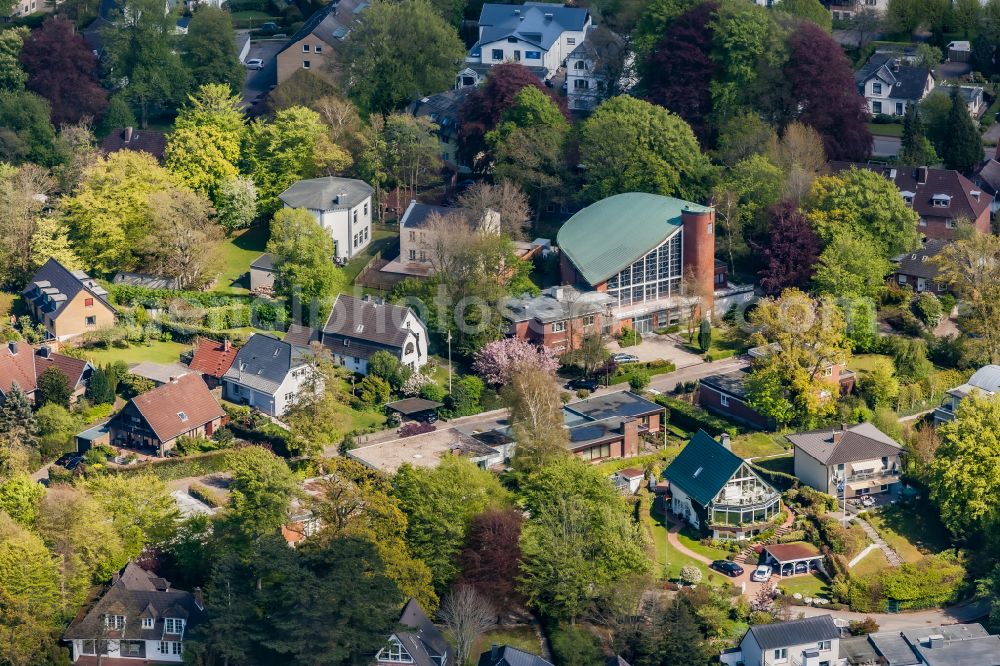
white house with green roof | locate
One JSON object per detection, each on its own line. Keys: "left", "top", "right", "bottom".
{"left": 555, "top": 193, "right": 748, "bottom": 335}
{"left": 664, "top": 430, "right": 781, "bottom": 540}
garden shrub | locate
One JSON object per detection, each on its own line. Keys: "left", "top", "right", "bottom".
{"left": 188, "top": 482, "right": 223, "bottom": 508}
{"left": 655, "top": 395, "right": 737, "bottom": 437}
{"left": 913, "top": 292, "right": 943, "bottom": 327}
{"left": 548, "top": 624, "right": 604, "bottom": 666}
{"left": 105, "top": 449, "right": 232, "bottom": 481}
{"left": 880, "top": 554, "right": 964, "bottom": 611}
{"left": 618, "top": 327, "right": 642, "bottom": 347}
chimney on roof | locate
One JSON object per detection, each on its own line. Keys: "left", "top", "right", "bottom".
{"left": 39, "top": 345, "right": 51, "bottom": 358}
{"left": 491, "top": 645, "right": 500, "bottom": 660}
{"left": 169, "top": 376, "right": 179, "bottom": 383}
{"left": 193, "top": 587, "right": 204, "bottom": 611}
{"left": 7, "top": 341, "right": 17, "bottom": 355}
{"left": 223, "top": 338, "right": 231, "bottom": 353}
{"left": 124, "top": 126, "right": 133, "bottom": 143}
{"left": 337, "top": 192, "right": 347, "bottom": 205}
{"left": 917, "top": 166, "right": 928, "bottom": 184}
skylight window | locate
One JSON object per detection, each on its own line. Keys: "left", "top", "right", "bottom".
{"left": 177, "top": 411, "right": 188, "bottom": 422}
{"left": 693, "top": 466, "right": 703, "bottom": 478}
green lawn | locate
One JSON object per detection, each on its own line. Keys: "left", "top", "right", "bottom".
{"left": 867, "top": 122, "right": 904, "bottom": 137}
{"left": 732, "top": 432, "right": 788, "bottom": 459}
{"left": 676, "top": 527, "right": 734, "bottom": 561}
{"left": 754, "top": 455, "right": 794, "bottom": 476}
{"left": 343, "top": 229, "right": 399, "bottom": 285}
{"left": 866, "top": 497, "right": 950, "bottom": 563}
{"left": 849, "top": 353, "right": 891, "bottom": 375}
{"left": 213, "top": 226, "right": 270, "bottom": 295}
{"left": 778, "top": 573, "right": 831, "bottom": 599}
{"left": 852, "top": 548, "right": 890, "bottom": 577}
{"left": 81, "top": 340, "right": 191, "bottom": 367}
{"left": 644, "top": 493, "right": 718, "bottom": 583}
{"left": 470, "top": 627, "right": 542, "bottom": 665}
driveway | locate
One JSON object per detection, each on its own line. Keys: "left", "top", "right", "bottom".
{"left": 608, "top": 334, "right": 703, "bottom": 368}
{"left": 242, "top": 37, "right": 284, "bottom": 107}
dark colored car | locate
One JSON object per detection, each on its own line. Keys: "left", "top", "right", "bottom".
{"left": 417, "top": 411, "right": 439, "bottom": 424}
{"left": 710, "top": 560, "right": 744, "bottom": 577}
{"left": 566, "top": 377, "right": 600, "bottom": 391}
{"left": 54, "top": 452, "right": 82, "bottom": 470}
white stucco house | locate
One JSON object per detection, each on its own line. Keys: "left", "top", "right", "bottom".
{"left": 663, "top": 430, "right": 782, "bottom": 540}
{"left": 278, "top": 176, "right": 375, "bottom": 262}
{"left": 460, "top": 1, "right": 592, "bottom": 86}
{"left": 855, "top": 53, "right": 935, "bottom": 117}
{"left": 720, "top": 616, "right": 842, "bottom": 666}
{"left": 283, "top": 294, "right": 429, "bottom": 376}
{"left": 564, "top": 27, "right": 626, "bottom": 111}
{"left": 222, "top": 334, "right": 318, "bottom": 417}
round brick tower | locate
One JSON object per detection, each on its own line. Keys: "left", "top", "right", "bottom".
{"left": 681, "top": 205, "right": 716, "bottom": 315}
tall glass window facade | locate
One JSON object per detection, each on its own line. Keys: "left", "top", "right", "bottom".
{"left": 605, "top": 230, "right": 682, "bottom": 307}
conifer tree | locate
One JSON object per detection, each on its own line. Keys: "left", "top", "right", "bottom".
{"left": 941, "top": 87, "right": 983, "bottom": 173}
{"left": 0, "top": 383, "right": 38, "bottom": 450}
{"left": 899, "top": 105, "right": 939, "bottom": 166}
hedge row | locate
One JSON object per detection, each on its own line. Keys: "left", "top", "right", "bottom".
{"left": 609, "top": 359, "right": 676, "bottom": 384}
{"left": 109, "top": 284, "right": 254, "bottom": 308}
{"left": 750, "top": 462, "right": 799, "bottom": 491}
{"left": 654, "top": 395, "right": 737, "bottom": 437}
{"left": 105, "top": 449, "right": 232, "bottom": 481}
{"left": 188, "top": 482, "right": 224, "bottom": 508}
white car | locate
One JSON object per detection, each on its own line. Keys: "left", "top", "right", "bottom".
{"left": 751, "top": 565, "right": 772, "bottom": 583}
{"left": 245, "top": 58, "right": 264, "bottom": 70}
{"left": 860, "top": 495, "right": 876, "bottom": 508}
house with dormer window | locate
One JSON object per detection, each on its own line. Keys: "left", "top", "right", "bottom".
{"left": 855, "top": 53, "right": 934, "bottom": 116}
{"left": 222, "top": 334, "right": 316, "bottom": 417}
{"left": 664, "top": 430, "right": 782, "bottom": 540}
{"left": 891, "top": 238, "right": 948, "bottom": 293}
{"left": 22, "top": 258, "right": 116, "bottom": 341}
{"left": 376, "top": 599, "right": 450, "bottom": 666}
{"left": 64, "top": 562, "right": 204, "bottom": 663}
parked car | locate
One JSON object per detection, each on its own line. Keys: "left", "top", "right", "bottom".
{"left": 245, "top": 58, "right": 264, "bottom": 70}
{"left": 710, "top": 560, "right": 744, "bottom": 577}
{"left": 751, "top": 565, "right": 772, "bottom": 583}
{"left": 258, "top": 21, "right": 280, "bottom": 33}
{"left": 612, "top": 353, "right": 640, "bottom": 363}
{"left": 416, "top": 412, "right": 439, "bottom": 424}
{"left": 860, "top": 495, "right": 876, "bottom": 508}
{"left": 566, "top": 377, "right": 600, "bottom": 391}
{"left": 54, "top": 453, "right": 82, "bottom": 470}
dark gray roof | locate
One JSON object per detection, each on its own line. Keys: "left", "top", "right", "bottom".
{"left": 855, "top": 53, "right": 933, "bottom": 101}
{"left": 283, "top": 323, "right": 321, "bottom": 348}
{"left": 400, "top": 202, "right": 462, "bottom": 230}
{"left": 664, "top": 430, "right": 750, "bottom": 507}
{"left": 978, "top": 159, "right": 1000, "bottom": 194}
{"left": 477, "top": 645, "right": 554, "bottom": 666}
{"left": 902, "top": 624, "right": 1000, "bottom": 666}
{"left": 322, "top": 294, "right": 420, "bottom": 351}
{"left": 251, "top": 253, "right": 275, "bottom": 272}
{"left": 64, "top": 562, "right": 204, "bottom": 640}
{"left": 567, "top": 416, "right": 629, "bottom": 449}
{"left": 747, "top": 615, "right": 840, "bottom": 651}
{"left": 892, "top": 239, "right": 946, "bottom": 280}
{"left": 503, "top": 286, "right": 613, "bottom": 324}
{"left": 699, "top": 368, "right": 750, "bottom": 400}
{"left": 276, "top": 0, "right": 361, "bottom": 55}
{"left": 840, "top": 635, "right": 881, "bottom": 663}
{"left": 112, "top": 272, "right": 180, "bottom": 290}
{"left": 393, "top": 598, "right": 450, "bottom": 666}
{"left": 278, "top": 177, "right": 374, "bottom": 211}
{"left": 407, "top": 88, "right": 475, "bottom": 141}
{"left": 788, "top": 422, "right": 903, "bottom": 466}
{"left": 22, "top": 258, "right": 112, "bottom": 317}
{"left": 223, "top": 334, "right": 307, "bottom": 394}
{"left": 478, "top": 2, "right": 589, "bottom": 51}
{"left": 870, "top": 631, "right": 922, "bottom": 665}
{"left": 565, "top": 390, "right": 661, "bottom": 422}
{"left": 386, "top": 397, "right": 443, "bottom": 415}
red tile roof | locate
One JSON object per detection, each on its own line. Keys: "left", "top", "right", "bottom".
{"left": 0, "top": 342, "right": 36, "bottom": 396}
{"left": 764, "top": 542, "right": 822, "bottom": 563}
{"left": 188, "top": 338, "right": 238, "bottom": 379}
{"left": 129, "top": 374, "right": 225, "bottom": 443}
{"left": 35, "top": 352, "right": 90, "bottom": 388}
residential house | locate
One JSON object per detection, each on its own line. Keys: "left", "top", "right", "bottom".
{"left": 0, "top": 341, "right": 93, "bottom": 406}
{"left": 249, "top": 253, "right": 276, "bottom": 293}
{"left": 664, "top": 430, "right": 782, "bottom": 540}
{"left": 936, "top": 84, "right": 987, "bottom": 117}
{"left": 278, "top": 176, "right": 374, "bottom": 262}
{"left": 385, "top": 201, "right": 460, "bottom": 279}
{"left": 222, "top": 334, "right": 315, "bottom": 417}
{"left": 719, "top": 615, "right": 841, "bottom": 666}
{"left": 108, "top": 374, "right": 226, "bottom": 456}
{"left": 504, "top": 285, "right": 614, "bottom": 354}
{"left": 699, "top": 345, "right": 853, "bottom": 431}
{"left": 830, "top": 162, "right": 992, "bottom": 240}
{"left": 855, "top": 53, "right": 935, "bottom": 117}
{"left": 100, "top": 127, "right": 168, "bottom": 162}
{"left": 349, "top": 427, "right": 513, "bottom": 473}
{"left": 556, "top": 193, "right": 719, "bottom": 334}
{"left": 187, "top": 338, "right": 238, "bottom": 389}
{"left": 275, "top": 0, "right": 367, "bottom": 83}
{"left": 827, "top": 0, "right": 890, "bottom": 21}
{"left": 407, "top": 88, "right": 475, "bottom": 173}
{"left": 462, "top": 2, "right": 592, "bottom": 85}
{"left": 562, "top": 390, "right": 663, "bottom": 462}
{"left": 478, "top": 646, "right": 554, "bottom": 666}
{"left": 565, "top": 27, "right": 625, "bottom": 112}
{"left": 375, "top": 598, "right": 451, "bottom": 666}
{"left": 975, "top": 145, "right": 1000, "bottom": 213}
{"left": 843, "top": 622, "right": 1000, "bottom": 665}
{"left": 63, "top": 562, "right": 204, "bottom": 664}
{"left": 789, "top": 422, "right": 904, "bottom": 499}
{"left": 934, "top": 364, "right": 1000, "bottom": 423}
{"left": 890, "top": 239, "right": 948, "bottom": 293}
{"left": 284, "top": 294, "right": 428, "bottom": 375}
{"left": 22, "top": 258, "right": 116, "bottom": 341}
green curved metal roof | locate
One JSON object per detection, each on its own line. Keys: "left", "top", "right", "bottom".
{"left": 555, "top": 193, "right": 711, "bottom": 286}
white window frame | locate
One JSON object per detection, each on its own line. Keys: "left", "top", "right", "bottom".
{"left": 720, "top": 394, "right": 729, "bottom": 407}
{"left": 773, "top": 648, "right": 788, "bottom": 661}
{"left": 551, "top": 321, "right": 567, "bottom": 333}
{"left": 164, "top": 618, "right": 184, "bottom": 634}
{"left": 142, "top": 617, "right": 154, "bottom": 629}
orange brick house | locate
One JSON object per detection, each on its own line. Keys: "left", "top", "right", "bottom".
{"left": 22, "top": 258, "right": 116, "bottom": 341}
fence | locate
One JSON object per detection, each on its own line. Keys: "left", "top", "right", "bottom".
{"left": 355, "top": 251, "right": 408, "bottom": 292}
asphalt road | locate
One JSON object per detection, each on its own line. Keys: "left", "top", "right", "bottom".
{"left": 241, "top": 38, "right": 283, "bottom": 108}
{"left": 872, "top": 134, "right": 995, "bottom": 162}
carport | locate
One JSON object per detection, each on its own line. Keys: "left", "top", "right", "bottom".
{"left": 385, "top": 397, "right": 444, "bottom": 421}
{"left": 761, "top": 542, "right": 825, "bottom": 577}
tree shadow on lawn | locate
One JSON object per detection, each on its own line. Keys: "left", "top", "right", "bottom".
{"left": 876, "top": 496, "right": 951, "bottom": 555}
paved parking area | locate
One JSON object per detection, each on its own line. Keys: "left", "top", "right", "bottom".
{"left": 241, "top": 37, "right": 284, "bottom": 107}
{"left": 608, "top": 334, "right": 703, "bottom": 368}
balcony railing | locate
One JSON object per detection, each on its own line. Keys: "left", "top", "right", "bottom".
{"left": 713, "top": 494, "right": 781, "bottom": 509}
{"left": 844, "top": 469, "right": 900, "bottom": 483}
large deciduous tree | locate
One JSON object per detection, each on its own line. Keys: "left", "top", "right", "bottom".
{"left": 458, "top": 63, "right": 568, "bottom": 170}
{"left": 146, "top": 188, "right": 221, "bottom": 290}
{"left": 778, "top": 0, "right": 832, "bottom": 30}
{"left": 472, "top": 337, "right": 559, "bottom": 387}
{"left": 0, "top": 163, "right": 54, "bottom": 288}
{"left": 506, "top": 365, "right": 570, "bottom": 473}
{"left": 181, "top": 7, "right": 244, "bottom": 93}
{"left": 782, "top": 22, "right": 872, "bottom": 161}
{"left": 266, "top": 207, "right": 344, "bottom": 316}
{"left": 757, "top": 200, "right": 821, "bottom": 296}
{"left": 0, "top": 90, "right": 61, "bottom": 166}
{"left": 84, "top": 473, "right": 179, "bottom": 559}
{"left": 20, "top": 17, "right": 107, "bottom": 126}
{"left": 456, "top": 507, "right": 524, "bottom": 609}
{"left": 643, "top": 1, "right": 717, "bottom": 143}
{"left": 578, "top": 95, "right": 713, "bottom": 202}
{"left": 812, "top": 231, "right": 892, "bottom": 299}
{"left": 341, "top": 0, "right": 465, "bottom": 115}
{"left": 933, "top": 231, "right": 1000, "bottom": 364}
{"left": 0, "top": 27, "right": 26, "bottom": 93}
{"left": 217, "top": 446, "right": 297, "bottom": 547}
